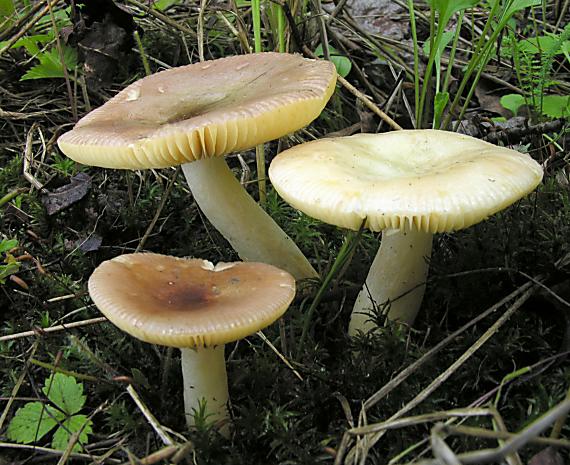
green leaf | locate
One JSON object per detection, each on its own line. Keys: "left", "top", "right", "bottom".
{"left": 20, "top": 46, "right": 77, "bottom": 81}
{"left": 314, "top": 43, "right": 351, "bottom": 78}
{"left": 0, "top": 0, "right": 15, "bottom": 29}
{"left": 43, "top": 373, "right": 86, "bottom": 416}
{"left": 541, "top": 95, "right": 570, "bottom": 118}
{"left": 153, "top": 0, "right": 179, "bottom": 10}
{"left": 0, "top": 0, "right": 14, "bottom": 17}
{"left": 503, "top": 0, "right": 541, "bottom": 18}
{"left": 500, "top": 94, "right": 526, "bottom": 116}
{"left": 6, "top": 402, "right": 62, "bottom": 444}
{"left": 426, "top": 0, "right": 478, "bottom": 26}
{"left": 518, "top": 34, "right": 563, "bottom": 55}
{"left": 51, "top": 415, "right": 93, "bottom": 452}
{"left": 433, "top": 91, "right": 449, "bottom": 128}
{"left": 0, "top": 261, "right": 19, "bottom": 284}
{"left": 11, "top": 34, "right": 53, "bottom": 55}
{"left": 0, "top": 238, "right": 18, "bottom": 253}
{"left": 562, "top": 41, "right": 570, "bottom": 63}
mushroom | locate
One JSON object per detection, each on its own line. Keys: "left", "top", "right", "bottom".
{"left": 57, "top": 53, "right": 337, "bottom": 280}
{"left": 88, "top": 253, "right": 295, "bottom": 433}
{"left": 268, "top": 130, "right": 544, "bottom": 334}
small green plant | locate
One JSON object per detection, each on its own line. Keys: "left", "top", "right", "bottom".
{"left": 500, "top": 24, "right": 570, "bottom": 120}
{"left": 314, "top": 43, "right": 351, "bottom": 78}
{"left": 192, "top": 397, "right": 216, "bottom": 432}
{"left": 0, "top": 6, "right": 76, "bottom": 81}
{"left": 7, "top": 373, "right": 93, "bottom": 452}
{"left": 0, "top": 238, "right": 19, "bottom": 284}
{"left": 408, "top": 0, "right": 542, "bottom": 129}
{"left": 51, "top": 151, "right": 77, "bottom": 177}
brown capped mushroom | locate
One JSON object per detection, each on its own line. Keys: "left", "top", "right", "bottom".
{"left": 88, "top": 253, "right": 295, "bottom": 433}
{"left": 58, "top": 53, "right": 337, "bottom": 280}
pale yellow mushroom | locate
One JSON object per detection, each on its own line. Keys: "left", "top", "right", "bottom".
{"left": 269, "top": 130, "right": 544, "bottom": 333}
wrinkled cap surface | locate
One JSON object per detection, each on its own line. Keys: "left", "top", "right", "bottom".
{"left": 58, "top": 53, "right": 337, "bottom": 169}
{"left": 88, "top": 253, "right": 295, "bottom": 347}
{"left": 269, "top": 130, "right": 544, "bottom": 233}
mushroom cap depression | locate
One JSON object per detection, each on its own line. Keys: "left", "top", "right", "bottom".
{"left": 268, "top": 130, "right": 544, "bottom": 233}
{"left": 88, "top": 254, "right": 296, "bottom": 348}
{"left": 58, "top": 53, "right": 337, "bottom": 169}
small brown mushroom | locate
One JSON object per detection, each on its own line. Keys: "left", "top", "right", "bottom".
{"left": 88, "top": 253, "right": 295, "bottom": 433}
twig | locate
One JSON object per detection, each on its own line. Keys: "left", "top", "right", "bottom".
{"left": 127, "top": 384, "right": 174, "bottom": 446}
{"left": 445, "top": 424, "right": 570, "bottom": 448}
{"left": 277, "top": 2, "right": 403, "bottom": 131}
{"left": 257, "top": 330, "right": 303, "bottom": 381}
{"left": 118, "top": 445, "right": 179, "bottom": 465}
{"left": 362, "top": 281, "right": 535, "bottom": 412}
{"left": 0, "top": 315, "right": 105, "bottom": 342}
{"left": 357, "top": 285, "right": 537, "bottom": 462}
{"left": 335, "top": 281, "right": 538, "bottom": 465}
{"left": 411, "top": 400, "right": 570, "bottom": 465}
{"left": 124, "top": 0, "right": 197, "bottom": 38}
{"left": 0, "top": 442, "right": 121, "bottom": 463}
{"left": 135, "top": 167, "right": 180, "bottom": 253}
{"left": 482, "top": 119, "right": 567, "bottom": 144}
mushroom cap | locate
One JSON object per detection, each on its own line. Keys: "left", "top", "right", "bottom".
{"left": 88, "top": 253, "right": 296, "bottom": 348}
{"left": 58, "top": 53, "right": 337, "bottom": 169}
{"left": 268, "top": 130, "right": 544, "bottom": 233}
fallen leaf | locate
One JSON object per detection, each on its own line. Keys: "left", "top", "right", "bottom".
{"left": 528, "top": 447, "right": 564, "bottom": 465}
{"left": 42, "top": 173, "right": 92, "bottom": 216}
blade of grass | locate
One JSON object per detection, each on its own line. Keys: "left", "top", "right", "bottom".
{"left": 296, "top": 221, "right": 365, "bottom": 357}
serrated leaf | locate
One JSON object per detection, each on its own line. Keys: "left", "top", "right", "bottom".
{"left": 11, "top": 34, "right": 53, "bottom": 55}
{"left": 51, "top": 415, "right": 93, "bottom": 452}
{"left": 0, "top": 238, "right": 18, "bottom": 253}
{"left": 6, "top": 402, "right": 62, "bottom": 444}
{"left": 20, "top": 46, "right": 77, "bottom": 81}
{"left": 43, "top": 373, "right": 86, "bottom": 416}
{"left": 500, "top": 94, "right": 526, "bottom": 116}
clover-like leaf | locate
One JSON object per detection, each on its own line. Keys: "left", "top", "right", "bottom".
{"left": 51, "top": 415, "right": 93, "bottom": 452}
{"left": 7, "top": 402, "right": 63, "bottom": 444}
{"left": 43, "top": 373, "right": 86, "bottom": 416}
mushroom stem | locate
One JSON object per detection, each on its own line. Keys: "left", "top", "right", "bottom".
{"left": 181, "top": 157, "right": 318, "bottom": 280}
{"left": 180, "top": 345, "right": 229, "bottom": 434}
{"left": 348, "top": 228, "right": 433, "bottom": 335}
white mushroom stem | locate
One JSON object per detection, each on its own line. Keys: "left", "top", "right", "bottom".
{"left": 181, "top": 157, "right": 318, "bottom": 280}
{"left": 180, "top": 345, "right": 229, "bottom": 435}
{"left": 348, "top": 228, "right": 433, "bottom": 335}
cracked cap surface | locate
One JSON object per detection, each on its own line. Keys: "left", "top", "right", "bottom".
{"left": 58, "top": 53, "right": 337, "bottom": 169}
{"left": 88, "top": 253, "right": 296, "bottom": 348}
{"left": 268, "top": 130, "right": 544, "bottom": 233}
